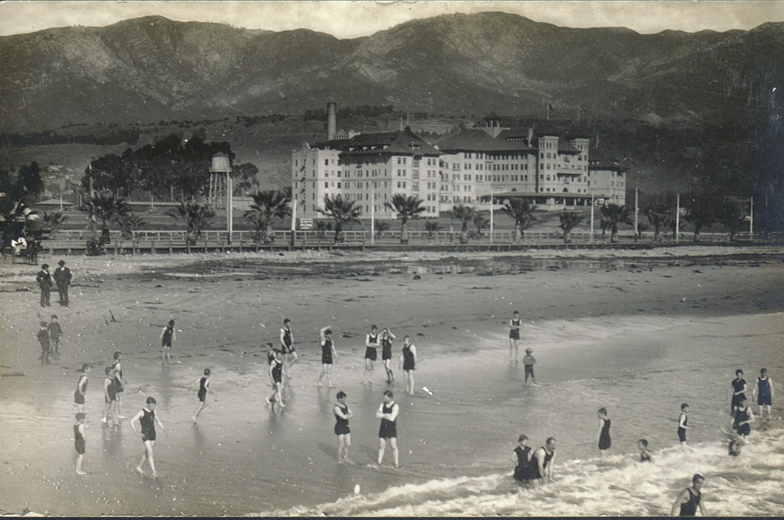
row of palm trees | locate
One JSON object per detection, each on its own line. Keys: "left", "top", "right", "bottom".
{"left": 49, "top": 191, "right": 718, "bottom": 246}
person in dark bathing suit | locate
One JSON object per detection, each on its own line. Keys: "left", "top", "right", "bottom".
{"left": 509, "top": 311, "right": 521, "bottom": 363}
{"left": 363, "top": 325, "right": 379, "bottom": 385}
{"left": 530, "top": 437, "right": 556, "bottom": 488}
{"left": 597, "top": 408, "right": 611, "bottom": 456}
{"left": 728, "top": 369, "right": 748, "bottom": 417}
{"left": 377, "top": 390, "right": 400, "bottom": 467}
{"left": 511, "top": 434, "right": 533, "bottom": 485}
{"left": 380, "top": 328, "right": 396, "bottom": 384}
{"left": 732, "top": 398, "right": 755, "bottom": 438}
{"left": 400, "top": 336, "right": 417, "bottom": 396}
{"left": 638, "top": 439, "right": 653, "bottom": 463}
{"left": 280, "top": 319, "right": 297, "bottom": 378}
{"left": 102, "top": 367, "right": 118, "bottom": 425}
{"left": 160, "top": 320, "right": 176, "bottom": 365}
{"left": 131, "top": 397, "right": 166, "bottom": 477}
{"left": 266, "top": 349, "right": 285, "bottom": 412}
{"left": 318, "top": 327, "right": 338, "bottom": 388}
{"left": 191, "top": 368, "right": 211, "bottom": 423}
{"left": 671, "top": 474, "right": 707, "bottom": 516}
{"left": 74, "top": 413, "right": 87, "bottom": 475}
{"left": 678, "top": 404, "right": 690, "bottom": 445}
{"left": 74, "top": 364, "right": 90, "bottom": 414}
{"left": 112, "top": 352, "right": 125, "bottom": 419}
{"left": 752, "top": 368, "right": 774, "bottom": 419}
{"left": 334, "top": 391, "right": 353, "bottom": 464}
{"left": 728, "top": 438, "right": 744, "bottom": 457}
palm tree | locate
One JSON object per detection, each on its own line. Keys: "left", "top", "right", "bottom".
{"left": 558, "top": 210, "right": 585, "bottom": 243}
{"left": 166, "top": 201, "right": 215, "bottom": 244}
{"left": 243, "top": 189, "right": 291, "bottom": 243}
{"left": 646, "top": 210, "right": 672, "bottom": 242}
{"left": 375, "top": 220, "right": 390, "bottom": 238}
{"left": 314, "top": 219, "right": 333, "bottom": 239}
{"left": 318, "top": 195, "right": 362, "bottom": 243}
{"left": 473, "top": 210, "right": 489, "bottom": 237}
{"left": 502, "top": 198, "right": 538, "bottom": 241}
{"left": 119, "top": 215, "right": 146, "bottom": 240}
{"left": 448, "top": 204, "right": 476, "bottom": 243}
{"left": 599, "top": 203, "right": 633, "bottom": 242}
{"left": 42, "top": 211, "right": 67, "bottom": 238}
{"left": 81, "top": 193, "right": 132, "bottom": 243}
{"left": 424, "top": 220, "right": 441, "bottom": 239}
{"left": 384, "top": 194, "right": 425, "bottom": 243}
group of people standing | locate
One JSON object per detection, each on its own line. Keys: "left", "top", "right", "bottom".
{"left": 35, "top": 259, "right": 71, "bottom": 308}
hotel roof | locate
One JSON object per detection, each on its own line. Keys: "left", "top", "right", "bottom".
{"left": 437, "top": 129, "right": 536, "bottom": 153}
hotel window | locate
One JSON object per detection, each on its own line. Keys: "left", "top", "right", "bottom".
{"left": 337, "top": 182, "right": 341, "bottom": 189}
{"left": 324, "top": 182, "right": 329, "bottom": 188}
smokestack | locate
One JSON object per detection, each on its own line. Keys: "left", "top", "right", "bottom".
{"left": 327, "top": 102, "right": 336, "bottom": 141}
{"left": 527, "top": 128, "right": 533, "bottom": 145}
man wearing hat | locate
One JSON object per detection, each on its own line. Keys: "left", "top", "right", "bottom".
{"left": 53, "top": 259, "right": 72, "bottom": 307}
{"left": 36, "top": 263, "right": 53, "bottom": 307}
{"left": 523, "top": 347, "right": 537, "bottom": 386}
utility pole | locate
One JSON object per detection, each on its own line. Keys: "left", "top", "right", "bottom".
{"left": 489, "top": 192, "right": 494, "bottom": 245}
{"left": 590, "top": 191, "right": 595, "bottom": 243}
{"left": 749, "top": 196, "right": 754, "bottom": 240}
{"left": 371, "top": 185, "right": 376, "bottom": 245}
{"left": 290, "top": 198, "right": 297, "bottom": 249}
{"left": 675, "top": 194, "right": 680, "bottom": 243}
{"left": 634, "top": 187, "right": 639, "bottom": 241}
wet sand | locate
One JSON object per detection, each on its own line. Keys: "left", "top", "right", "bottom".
{"left": 0, "top": 247, "right": 783, "bottom": 515}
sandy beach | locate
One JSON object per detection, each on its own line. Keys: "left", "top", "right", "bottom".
{"left": 0, "top": 246, "right": 783, "bottom": 516}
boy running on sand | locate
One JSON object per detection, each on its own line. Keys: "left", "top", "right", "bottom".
{"left": 74, "top": 413, "right": 87, "bottom": 475}
{"left": 74, "top": 364, "right": 90, "bottom": 413}
{"left": 131, "top": 397, "right": 166, "bottom": 476}
{"left": 318, "top": 327, "right": 337, "bottom": 388}
{"left": 191, "top": 368, "right": 211, "bottom": 422}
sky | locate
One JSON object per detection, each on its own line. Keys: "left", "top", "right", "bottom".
{"left": 0, "top": 1, "right": 783, "bottom": 38}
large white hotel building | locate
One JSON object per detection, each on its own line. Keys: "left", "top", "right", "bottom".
{"left": 292, "top": 105, "right": 626, "bottom": 221}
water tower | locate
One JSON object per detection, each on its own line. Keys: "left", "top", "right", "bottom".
{"left": 208, "top": 152, "right": 232, "bottom": 243}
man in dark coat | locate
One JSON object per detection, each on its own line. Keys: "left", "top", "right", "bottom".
{"left": 36, "top": 263, "right": 53, "bottom": 307}
{"left": 53, "top": 260, "right": 72, "bottom": 306}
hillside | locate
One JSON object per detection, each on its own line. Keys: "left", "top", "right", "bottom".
{"left": 1, "top": 13, "right": 782, "bottom": 133}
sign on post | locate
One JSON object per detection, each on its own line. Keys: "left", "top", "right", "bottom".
{"left": 298, "top": 218, "right": 313, "bottom": 230}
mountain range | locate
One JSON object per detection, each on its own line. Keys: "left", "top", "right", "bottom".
{"left": 1, "top": 12, "right": 782, "bottom": 133}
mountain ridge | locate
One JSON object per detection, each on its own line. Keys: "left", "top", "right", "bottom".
{"left": 1, "top": 11, "right": 781, "bottom": 132}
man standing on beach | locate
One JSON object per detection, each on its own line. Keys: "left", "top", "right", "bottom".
{"left": 728, "top": 369, "right": 748, "bottom": 416}
{"left": 380, "top": 328, "right": 396, "bottom": 384}
{"left": 266, "top": 349, "right": 285, "bottom": 412}
{"left": 752, "top": 368, "right": 774, "bottom": 419}
{"left": 112, "top": 352, "right": 125, "bottom": 419}
{"left": 377, "top": 390, "right": 400, "bottom": 467}
{"left": 530, "top": 437, "right": 556, "bottom": 487}
{"left": 131, "top": 396, "right": 166, "bottom": 477}
{"left": 509, "top": 311, "right": 521, "bottom": 363}
{"left": 670, "top": 474, "right": 707, "bottom": 516}
{"left": 36, "top": 263, "right": 53, "bottom": 307}
{"left": 318, "top": 326, "right": 337, "bottom": 388}
{"left": 363, "top": 325, "right": 379, "bottom": 385}
{"left": 102, "top": 367, "right": 118, "bottom": 425}
{"left": 280, "top": 319, "right": 298, "bottom": 378}
{"left": 334, "top": 391, "right": 353, "bottom": 464}
{"left": 400, "top": 336, "right": 417, "bottom": 396}
{"left": 160, "top": 320, "right": 175, "bottom": 365}
{"left": 53, "top": 259, "right": 72, "bottom": 307}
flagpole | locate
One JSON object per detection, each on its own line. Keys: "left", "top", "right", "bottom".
{"left": 371, "top": 184, "right": 375, "bottom": 246}
{"left": 634, "top": 187, "right": 639, "bottom": 241}
{"left": 749, "top": 196, "right": 754, "bottom": 240}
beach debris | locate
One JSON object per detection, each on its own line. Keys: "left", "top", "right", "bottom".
{"left": 422, "top": 387, "right": 433, "bottom": 395}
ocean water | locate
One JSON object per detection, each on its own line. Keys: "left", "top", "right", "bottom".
{"left": 256, "top": 428, "right": 784, "bottom": 517}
